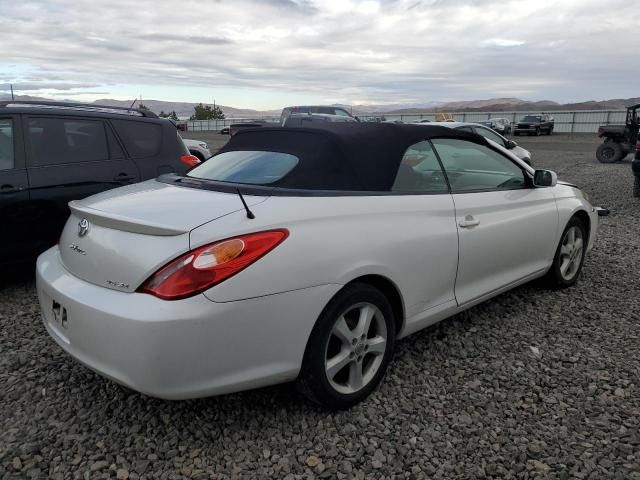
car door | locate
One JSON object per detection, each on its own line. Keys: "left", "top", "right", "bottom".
{"left": 431, "top": 138, "right": 558, "bottom": 305}
{"left": 24, "top": 115, "right": 140, "bottom": 247}
{"left": 0, "top": 115, "right": 34, "bottom": 262}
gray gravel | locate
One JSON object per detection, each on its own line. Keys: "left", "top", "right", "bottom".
{"left": 1, "top": 134, "right": 639, "bottom": 479}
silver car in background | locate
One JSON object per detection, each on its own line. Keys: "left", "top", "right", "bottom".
{"left": 415, "top": 121, "right": 532, "bottom": 165}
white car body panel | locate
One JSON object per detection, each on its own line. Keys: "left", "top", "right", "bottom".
{"left": 452, "top": 188, "right": 558, "bottom": 304}
{"left": 193, "top": 194, "right": 459, "bottom": 314}
{"left": 37, "top": 160, "right": 600, "bottom": 399}
{"left": 182, "top": 138, "right": 212, "bottom": 160}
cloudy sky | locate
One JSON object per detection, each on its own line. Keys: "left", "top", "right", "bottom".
{"left": 0, "top": 0, "right": 638, "bottom": 109}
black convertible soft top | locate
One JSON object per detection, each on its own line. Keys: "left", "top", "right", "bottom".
{"left": 214, "top": 123, "right": 489, "bottom": 192}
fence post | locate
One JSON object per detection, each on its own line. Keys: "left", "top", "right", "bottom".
{"left": 606, "top": 110, "right": 611, "bottom": 126}
{"left": 462, "top": 112, "right": 466, "bottom": 122}
{"left": 570, "top": 112, "right": 575, "bottom": 134}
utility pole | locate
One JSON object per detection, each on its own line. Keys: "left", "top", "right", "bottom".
{"left": 10, "top": 83, "right": 14, "bottom": 100}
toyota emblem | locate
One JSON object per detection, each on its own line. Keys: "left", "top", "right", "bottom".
{"left": 78, "top": 218, "right": 90, "bottom": 237}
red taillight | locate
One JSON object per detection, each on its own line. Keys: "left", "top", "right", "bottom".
{"left": 636, "top": 142, "right": 640, "bottom": 150}
{"left": 180, "top": 154, "right": 201, "bottom": 167}
{"left": 137, "top": 229, "right": 289, "bottom": 300}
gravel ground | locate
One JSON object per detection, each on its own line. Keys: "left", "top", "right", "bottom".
{"left": 1, "top": 134, "right": 639, "bottom": 479}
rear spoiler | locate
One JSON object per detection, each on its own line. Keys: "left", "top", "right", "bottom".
{"left": 69, "top": 201, "right": 187, "bottom": 236}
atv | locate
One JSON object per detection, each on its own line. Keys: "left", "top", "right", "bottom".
{"left": 596, "top": 103, "right": 639, "bottom": 163}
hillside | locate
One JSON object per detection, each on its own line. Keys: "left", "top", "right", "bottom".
{"left": 1, "top": 94, "right": 637, "bottom": 116}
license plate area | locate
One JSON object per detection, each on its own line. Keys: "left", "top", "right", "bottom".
{"left": 51, "top": 300, "right": 69, "bottom": 329}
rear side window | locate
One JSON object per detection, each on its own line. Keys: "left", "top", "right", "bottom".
{"left": 27, "top": 117, "right": 109, "bottom": 166}
{"left": 111, "top": 120, "right": 161, "bottom": 158}
{"left": 187, "top": 150, "right": 298, "bottom": 185}
{"left": 391, "top": 141, "right": 448, "bottom": 193}
{"left": 0, "top": 119, "right": 14, "bottom": 170}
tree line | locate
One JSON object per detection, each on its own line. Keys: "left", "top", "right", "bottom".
{"left": 137, "top": 102, "right": 225, "bottom": 121}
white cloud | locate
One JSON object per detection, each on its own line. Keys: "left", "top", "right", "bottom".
{"left": 0, "top": 0, "right": 638, "bottom": 107}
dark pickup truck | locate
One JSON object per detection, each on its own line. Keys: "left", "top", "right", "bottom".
{"left": 513, "top": 114, "right": 554, "bottom": 136}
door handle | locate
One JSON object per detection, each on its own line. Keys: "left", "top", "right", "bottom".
{"left": 114, "top": 173, "right": 136, "bottom": 182}
{"left": 0, "top": 184, "right": 23, "bottom": 194}
{"left": 458, "top": 215, "right": 480, "bottom": 228}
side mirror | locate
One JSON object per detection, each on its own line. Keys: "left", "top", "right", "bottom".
{"left": 354, "top": 116, "right": 360, "bottom": 122}
{"left": 533, "top": 169, "right": 557, "bottom": 187}
{"left": 505, "top": 139, "right": 517, "bottom": 149}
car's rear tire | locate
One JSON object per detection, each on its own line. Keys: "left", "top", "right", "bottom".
{"left": 297, "top": 283, "right": 396, "bottom": 410}
{"left": 634, "top": 176, "right": 640, "bottom": 198}
{"left": 543, "top": 216, "right": 587, "bottom": 289}
{"left": 596, "top": 141, "right": 623, "bottom": 163}
{"left": 547, "top": 127, "right": 553, "bottom": 135}
{"left": 535, "top": 127, "right": 541, "bottom": 136}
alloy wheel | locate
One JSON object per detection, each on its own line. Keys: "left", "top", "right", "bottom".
{"left": 324, "top": 302, "right": 388, "bottom": 395}
{"left": 559, "top": 226, "right": 584, "bottom": 280}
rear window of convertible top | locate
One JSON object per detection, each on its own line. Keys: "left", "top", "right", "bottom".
{"left": 187, "top": 150, "right": 299, "bottom": 185}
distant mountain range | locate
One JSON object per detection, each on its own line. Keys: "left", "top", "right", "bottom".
{"left": 1, "top": 94, "right": 638, "bottom": 117}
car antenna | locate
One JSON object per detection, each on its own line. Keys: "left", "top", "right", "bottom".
{"left": 236, "top": 187, "right": 255, "bottom": 219}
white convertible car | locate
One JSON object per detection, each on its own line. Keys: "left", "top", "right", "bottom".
{"left": 36, "top": 124, "right": 607, "bottom": 409}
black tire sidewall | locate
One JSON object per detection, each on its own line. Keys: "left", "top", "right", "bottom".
{"left": 297, "top": 283, "right": 396, "bottom": 409}
{"left": 547, "top": 217, "right": 587, "bottom": 288}
{"left": 596, "top": 142, "right": 622, "bottom": 163}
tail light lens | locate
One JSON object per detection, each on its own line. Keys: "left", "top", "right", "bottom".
{"left": 137, "top": 229, "right": 289, "bottom": 300}
{"left": 180, "top": 154, "right": 201, "bottom": 167}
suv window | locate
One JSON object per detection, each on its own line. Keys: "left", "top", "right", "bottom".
{"left": 391, "top": 141, "right": 448, "bottom": 193}
{"left": 432, "top": 138, "right": 527, "bottom": 192}
{"left": 111, "top": 120, "right": 161, "bottom": 158}
{"left": 27, "top": 117, "right": 109, "bottom": 166}
{"left": 333, "top": 109, "right": 352, "bottom": 117}
{"left": 0, "top": 119, "right": 14, "bottom": 170}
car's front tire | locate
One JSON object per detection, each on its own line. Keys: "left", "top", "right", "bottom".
{"left": 297, "top": 283, "right": 395, "bottom": 410}
{"left": 544, "top": 216, "right": 587, "bottom": 289}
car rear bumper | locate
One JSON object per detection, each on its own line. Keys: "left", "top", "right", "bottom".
{"left": 37, "top": 247, "right": 340, "bottom": 399}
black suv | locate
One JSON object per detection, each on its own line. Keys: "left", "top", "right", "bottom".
{"left": 514, "top": 114, "right": 554, "bottom": 136}
{"left": 0, "top": 101, "right": 192, "bottom": 266}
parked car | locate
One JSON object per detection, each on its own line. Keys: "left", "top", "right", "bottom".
{"left": 415, "top": 121, "right": 532, "bottom": 165}
{"left": 514, "top": 114, "right": 554, "bottom": 136}
{"left": 37, "top": 123, "right": 607, "bottom": 409}
{"left": 228, "top": 119, "right": 271, "bottom": 136}
{"left": 219, "top": 126, "right": 230, "bottom": 135}
{"left": 280, "top": 105, "right": 358, "bottom": 125}
{"left": 0, "top": 101, "right": 195, "bottom": 266}
{"left": 596, "top": 103, "right": 639, "bottom": 163}
{"left": 479, "top": 118, "right": 511, "bottom": 135}
{"left": 632, "top": 130, "right": 640, "bottom": 197}
{"left": 284, "top": 112, "right": 358, "bottom": 127}
{"left": 182, "top": 138, "right": 212, "bottom": 162}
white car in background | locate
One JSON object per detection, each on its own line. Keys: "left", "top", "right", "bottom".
{"left": 37, "top": 123, "right": 606, "bottom": 409}
{"left": 415, "top": 121, "right": 532, "bottom": 165}
{"left": 181, "top": 138, "right": 212, "bottom": 162}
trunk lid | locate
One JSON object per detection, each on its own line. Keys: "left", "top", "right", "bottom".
{"left": 59, "top": 179, "right": 268, "bottom": 292}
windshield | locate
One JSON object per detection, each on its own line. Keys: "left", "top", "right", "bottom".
{"left": 187, "top": 150, "right": 299, "bottom": 185}
{"left": 522, "top": 116, "right": 542, "bottom": 122}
